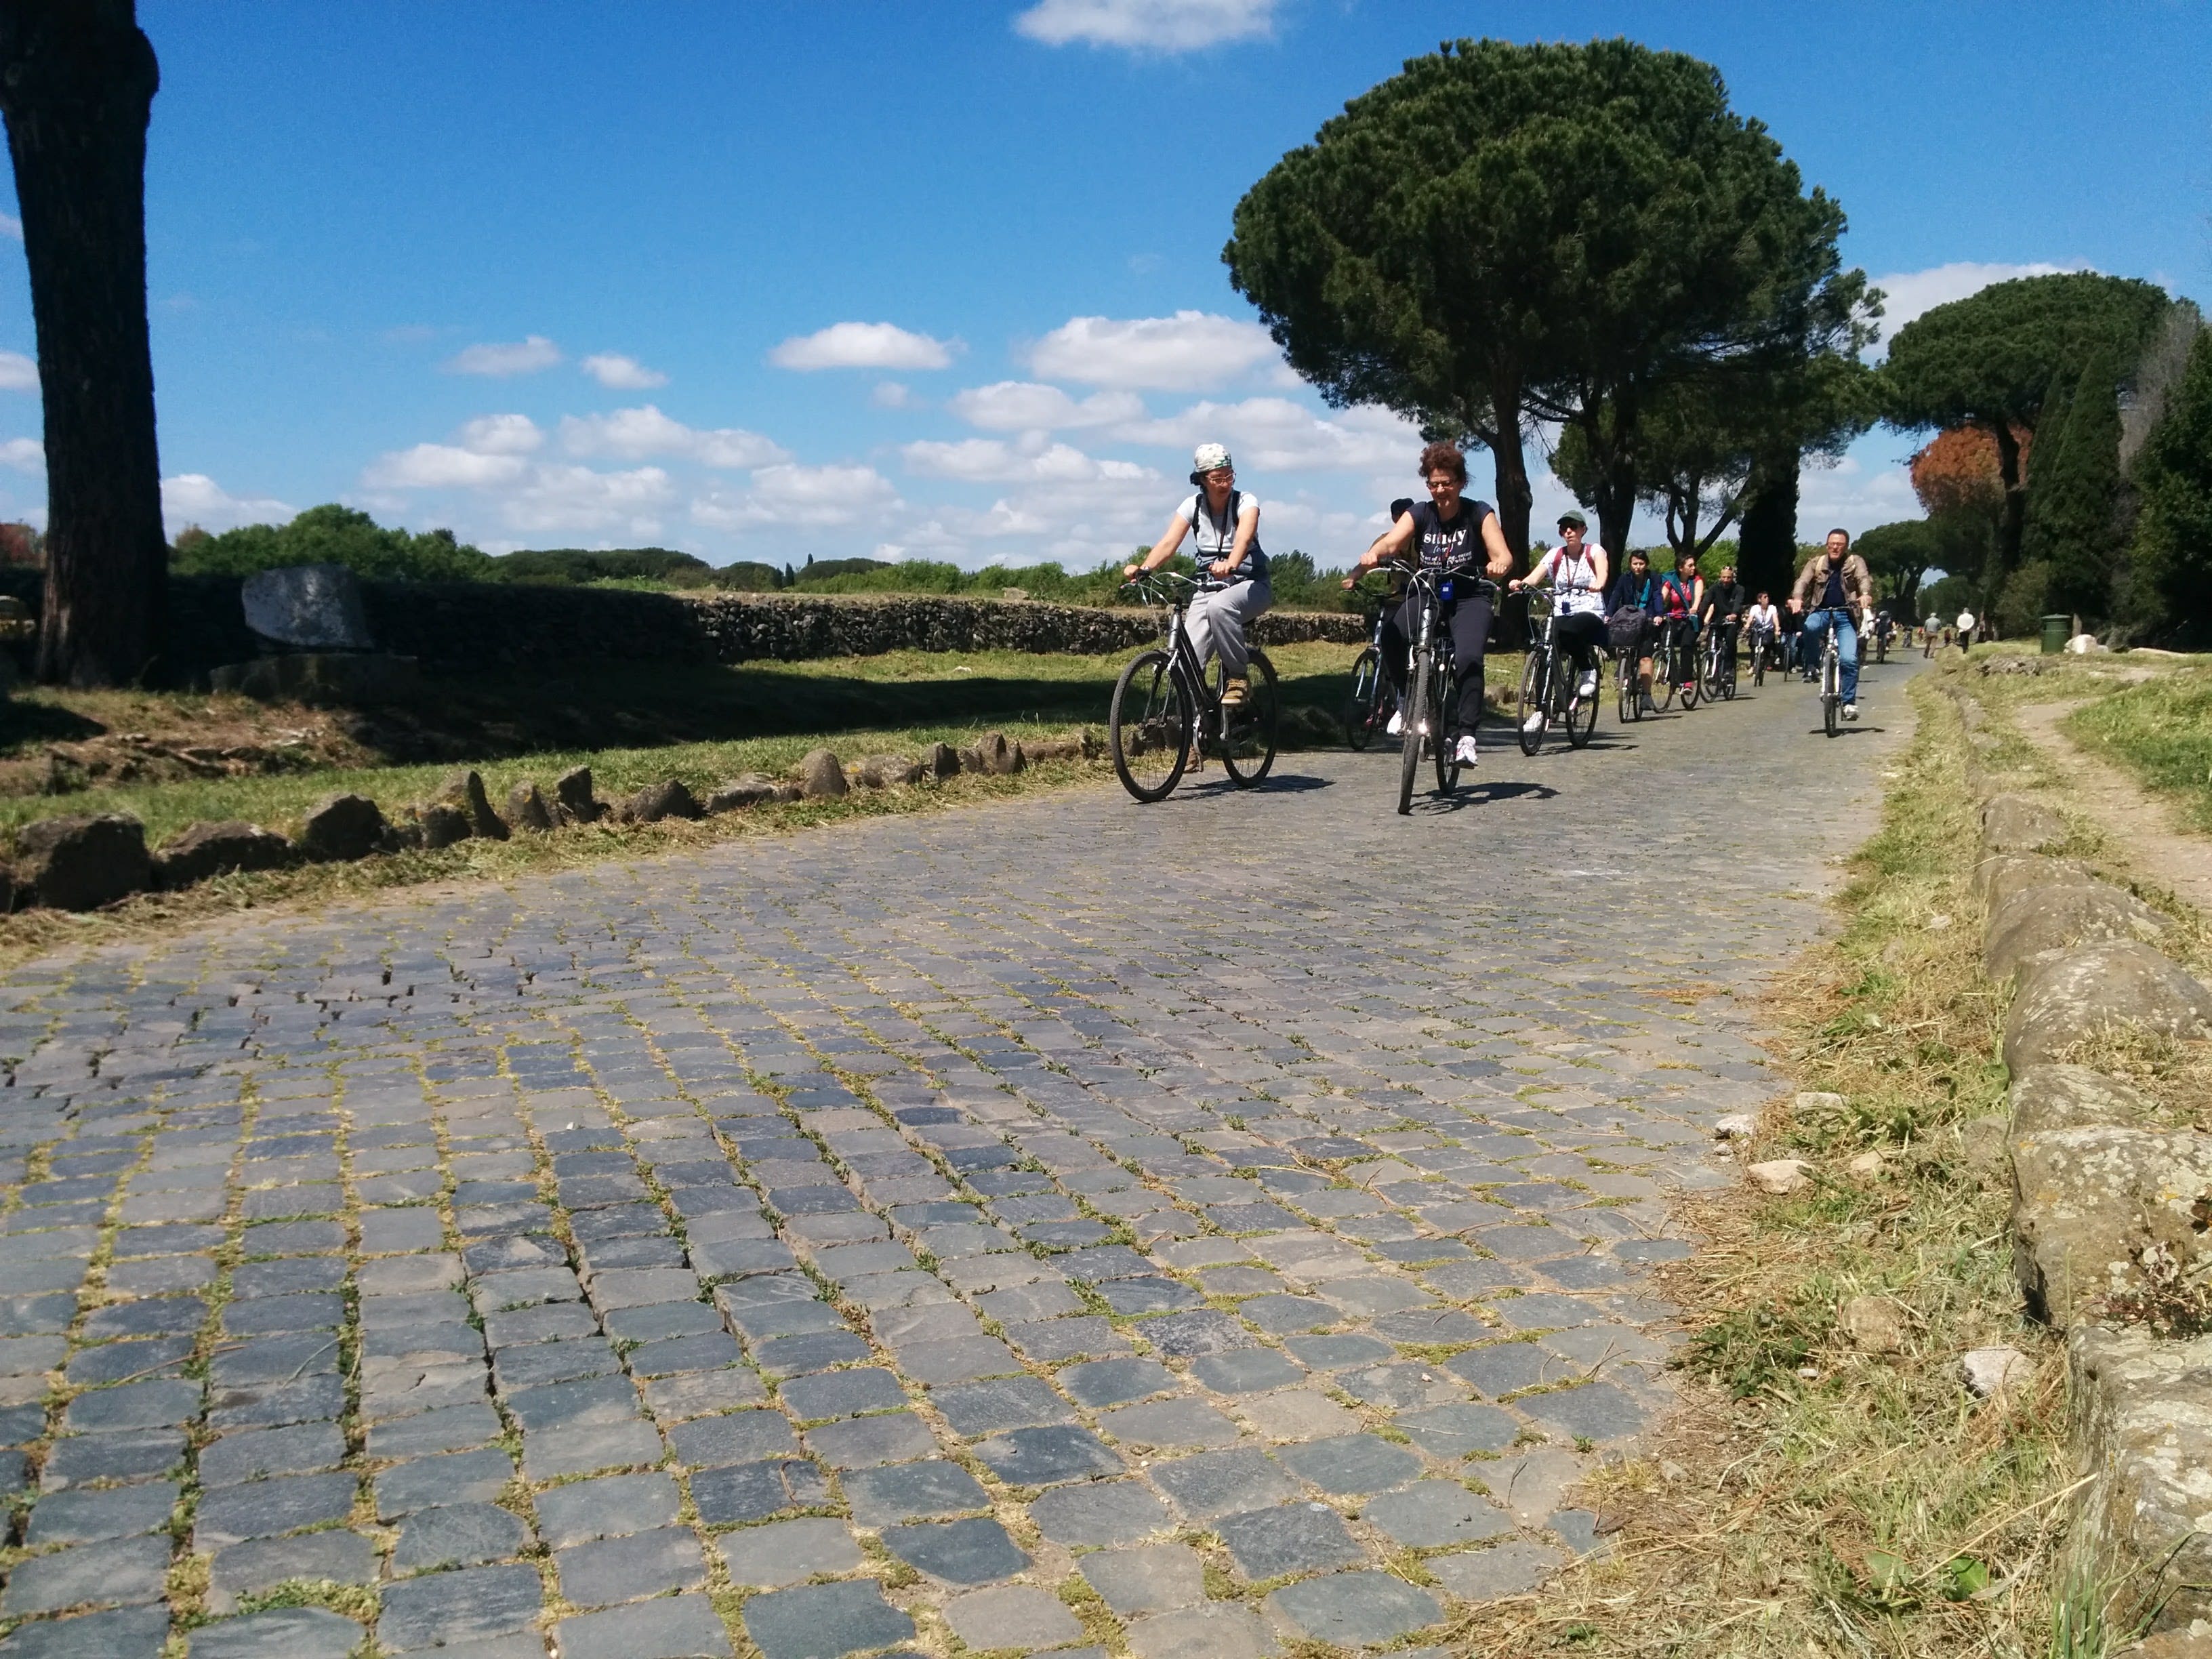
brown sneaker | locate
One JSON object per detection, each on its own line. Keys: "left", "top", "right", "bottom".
{"left": 1221, "top": 676, "right": 1248, "bottom": 708}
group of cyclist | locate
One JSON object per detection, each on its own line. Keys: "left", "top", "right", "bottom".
{"left": 1128, "top": 438, "right": 1886, "bottom": 773}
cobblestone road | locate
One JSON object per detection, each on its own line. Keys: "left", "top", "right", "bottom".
{"left": 0, "top": 667, "right": 1913, "bottom": 1659}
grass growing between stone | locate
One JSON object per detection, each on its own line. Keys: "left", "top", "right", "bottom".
{"left": 1451, "top": 668, "right": 2079, "bottom": 1658}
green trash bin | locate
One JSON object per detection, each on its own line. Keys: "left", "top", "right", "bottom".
{"left": 2040, "top": 614, "right": 2070, "bottom": 655}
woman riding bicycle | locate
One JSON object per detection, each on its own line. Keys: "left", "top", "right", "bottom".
{"left": 1744, "top": 591, "right": 1782, "bottom": 674}
{"left": 1654, "top": 551, "right": 1706, "bottom": 699}
{"left": 1606, "top": 547, "right": 1662, "bottom": 712}
{"left": 1123, "top": 443, "right": 1271, "bottom": 707}
{"left": 1509, "top": 510, "right": 1608, "bottom": 732}
{"left": 1343, "top": 441, "right": 1513, "bottom": 768}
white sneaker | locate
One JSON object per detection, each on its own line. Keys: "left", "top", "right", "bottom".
{"left": 1385, "top": 710, "right": 1404, "bottom": 737}
{"left": 1454, "top": 735, "right": 1480, "bottom": 766}
{"left": 1576, "top": 670, "right": 1599, "bottom": 697}
{"left": 1843, "top": 703, "right": 1860, "bottom": 721}
{"left": 1521, "top": 710, "right": 1544, "bottom": 735}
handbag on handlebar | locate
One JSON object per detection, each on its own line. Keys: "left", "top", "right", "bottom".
{"left": 1606, "top": 607, "right": 1647, "bottom": 655}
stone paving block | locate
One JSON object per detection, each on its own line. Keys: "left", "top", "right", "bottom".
{"left": 1080, "top": 1542, "right": 1207, "bottom": 1614}
{"left": 692, "top": 1456, "right": 827, "bottom": 1523}
{"left": 534, "top": 1471, "right": 680, "bottom": 1546}
{"left": 1396, "top": 1401, "right": 1522, "bottom": 1458}
{"left": 1366, "top": 1479, "right": 1515, "bottom": 1547}
{"left": 369, "top": 1402, "right": 504, "bottom": 1459}
{"left": 1123, "top": 1602, "right": 1279, "bottom": 1659}
{"left": 194, "top": 1469, "right": 357, "bottom": 1544}
{"left": 932, "top": 1374, "right": 1073, "bottom": 1435}
{"left": 890, "top": 1334, "right": 1018, "bottom": 1384}
{"left": 1519, "top": 1380, "right": 1650, "bottom": 1443}
{"left": 376, "top": 1447, "right": 516, "bottom": 1517}
{"left": 842, "top": 1456, "right": 991, "bottom": 1524}
{"left": 522, "top": 1418, "right": 664, "bottom": 1481}
{"left": 805, "top": 1409, "right": 935, "bottom": 1469}
{"left": 1275, "top": 1432, "right": 1424, "bottom": 1495}
{"left": 717, "top": 1515, "right": 863, "bottom": 1586}
{"left": 972, "top": 1423, "right": 1123, "bottom": 1485}
{"left": 1004, "top": 1315, "right": 1126, "bottom": 1361}
{"left": 880, "top": 1513, "right": 1029, "bottom": 1584}
{"left": 1, "top": 1534, "right": 171, "bottom": 1613}
{"left": 741, "top": 1579, "right": 916, "bottom": 1659}
{"left": 0, "top": 1605, "right": 169, "bottom": 1659}
{"left": 1101, "top": 1397, "right": 1242, "bottom": 1451}
{"left": 1425, "top": 1536, "right": 1568, "bottom": 1601}
{"left": 1027, "top": 1477, "right": 1177, "bottom": 1546}
{"left": 668, "top": 1409, "right": 797, "bottom": 1468}
{"left": 23, "top": 1480, "right": 177, "bottom": 1544}
{"left": 555, "top": 1593, "right": 731, "bottom": 1659}
{"left": 1215, "top": 1502, "right": 1365, "bottom": 1578}
{"left": 39, "top": 1429, "right": 186, "bottom": 1490}
{"left": 379, "top": 1561, "right": 544, "bottom": 1650}
{"left": 942, "top": 1584, "right": 1085, "bottom": 1652}
{"left": 779, "top": 1367, "right": 907, "bottom": 1422}
{"left": 1265, "top": 1569, "right": 1442, "bottom": 1645}
{"left": 393, "top": 1501, "right": 531, "bottom": 1571}
{"left": 199, "top": 1420, "right": 344, "bottom": 1486}
{"left": 1189, "top": 1349, "right": 1305, "bottom": 1394}
{"left": 1062, "top": 1355, "right": 1176, "bottom": 1407}
{"left": 1151, "top": 1448, "right": 1298, "bottom": 1520}
{"left": 556, "top": 1524, "right": 705, "bottom": 1606}
{"left": 205, "top": 1530, "right": 377, "bottom": 1614}
{"left": 186, "top": 1606, "right": 362, "bottom": 1659}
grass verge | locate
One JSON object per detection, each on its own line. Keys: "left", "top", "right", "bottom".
{"left": 1451, "top": 665, "right": 2074, "bottom": 1658}
{"left": 2061, "top": 659, "right": 2212, "bottom": 834}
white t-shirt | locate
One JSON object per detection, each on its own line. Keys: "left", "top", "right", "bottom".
{"left": 1530, "top": 543, "right": 1607, "bottom": 616}
{"left": 1747, "top": 602, "right": 1780, "bottom": 632}
{"left": 1957, "top": 610, "right": 1976, "bottom": 632}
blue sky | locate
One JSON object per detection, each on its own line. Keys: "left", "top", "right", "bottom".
{"left": 0, "top": 1, "right": 2205, "bottom": 569}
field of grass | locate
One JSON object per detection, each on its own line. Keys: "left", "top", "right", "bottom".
{"left": 2062, "top": 660, "right": 2212, "bottom": 834}
{"left": 1460, "top": 668, "right": 2081, "bottom": 1658}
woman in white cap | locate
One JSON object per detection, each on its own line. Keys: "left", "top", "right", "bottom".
{"left": 1123, "top": 444, "right": 1271, "bottom": 705}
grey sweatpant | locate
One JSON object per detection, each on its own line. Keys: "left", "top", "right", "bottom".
{"left": 1186, "top": 579, "right": 1271, "bottom": 680}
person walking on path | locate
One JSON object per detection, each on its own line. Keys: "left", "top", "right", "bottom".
{"left": 1956, "top": 607, "right": 1977, "bottom": 654}
{"left": 1126, "top": 443, "right": 1271, "bottom": 707}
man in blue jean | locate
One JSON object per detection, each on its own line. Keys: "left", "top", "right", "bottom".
{"left": 1788, "top": 528, "right": 1876, "bottom": 720}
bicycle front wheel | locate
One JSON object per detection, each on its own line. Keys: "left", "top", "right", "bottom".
{"left": 1823, "top": 654, "right": 1840, "bottom": 739}
{"left": 1432, "top": 665, "right": 1455, "bottom": 796}
{"left": 1343, "top": 647, "right": 1382, "bottom": 750}
{"left": 1651, "top": 645, "right": 1677, "bottom": 712}
{"left": 1109, "top": 649, "right": 1193, "bottom": 802}
{"left": 1517, "top": 650, "right": 1548, "bottom": 756}
{"left": 1222, "top": 651, "right": 1278, "bottom": 787}
{"left": 1567, "top": 661, "right": 1599, "bottom": 748}
{"left": 1397, "top": 647, "right": 1429, "bottom": 815}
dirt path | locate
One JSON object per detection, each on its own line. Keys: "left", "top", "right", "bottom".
{"left": 2016, "top": 697, "right": 2212, "bottom": 920}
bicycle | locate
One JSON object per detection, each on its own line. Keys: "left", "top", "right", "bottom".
{"left": 1698, "top": 619, "right": 1738, "bottom": 703}
{"left": 1615, "top": 640, "right": 1643, "bottom": 723}
{"left": 1806, "top": 606, "right": 1847, "bottom": 738}
{"left": 1649, "top": 618, "right": 1700, "bottom": 712}
{"left": 1341, "top": 591, "right": 1397, "bottom": 750}
{"left": 1393, "top": 562, "right": 1491, "bottom": 815}
{"left": 1107, "top": 573, "right": 1279, "bottom": 802}
{"left": 1747, "top": 626, "right": 1778, "bottom": 689}
{"left": 1516, "top": 592, "right": 1599, "bottom": 755}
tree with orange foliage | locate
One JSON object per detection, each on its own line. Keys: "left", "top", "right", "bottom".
{"left": 1909, "top": 424, "right": 2030, "bottom": 520}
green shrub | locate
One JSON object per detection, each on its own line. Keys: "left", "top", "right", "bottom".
{"left": 174, "top": 504, "right": 495, "bottom": 582}
{"left": 495, "top": 548, "right": 714, "bottom": 586}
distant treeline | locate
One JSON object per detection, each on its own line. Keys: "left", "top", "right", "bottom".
{"left": 165, "top": 506, "right": 1376, "bottom": 610}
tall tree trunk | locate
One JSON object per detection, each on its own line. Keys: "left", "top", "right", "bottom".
{"left": 1990, "top": 418, "right": 2026, "bottom": 583}
{"left": 0, "top": 0, "right": 163, "bottom": 687}
{"left": 1477, "top": 371, "right": 1531, "bottom": 561}
{"left": 1736, "top": 443, "right": 1799, "bottom": 602}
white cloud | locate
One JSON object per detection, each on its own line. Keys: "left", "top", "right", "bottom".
{"left": 949, "top": 380, "right": 1147, "bottom": 431}
{"left": 580, "top": 351, "right": 669, "bottom": 390}
{"left": 871, "top": 381, "right": 913, "bottom": 409}
{"left": 901, "top": 436, "right": 1155, "bottom": 485}
{"left": 444, "top": 334, "right": 562, "bottom": 376}
{"left": 1027, "top": 310, "right": 1280, "bottom": 390}
{"left": 1111, "top": 396, "right": 1418, "bottom": 472}
{"left": 160, "top": 473, "right": 293, "bottom": 535}
{"left": 362, "top": 443, "right": 529, "bottom": 490}
{"left": 769, "top": 322, "right": 957, "bottom": 371}
{"left": 457, "top": 413, "right": 544, "bottom": 455}
{"left": 499, "top": 464, "right": 673, "bottom": 535}
{"left": 0, "top": 352, "right": 36, "bottom": 392}
{"left": 0, "top": 214, "right": 19, "bottom": 241}
{"left": 692, "top": 462, "right": 901, "bottom": 531}
{"left": 0, "top": 437, "right": 41, "bottom": 471}
{"left": 1015, "top": 0, "right": 1277, "bottom": 51}
{"left": 558, "top": 404, "right": 788, "bottom": 469}
{"left": 1870, "top": 261, "right": 2089, "bottom": 344}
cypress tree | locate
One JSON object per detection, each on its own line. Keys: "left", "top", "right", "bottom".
{"left": 1736, "top": 445, "right": 1800, "bottom": 601}
{"left": 2025, "top": 352, "right": 2123, "bottom": 619}
{"left": 2123, "top": 329, "right": 2212, "bottom": 642}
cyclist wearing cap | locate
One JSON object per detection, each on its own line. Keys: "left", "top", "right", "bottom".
{"left": 1509, "top": 511, "right": 1609, "bottom": 722}
{"left": 1124, "top": 443, "right": 1271, "bottom": 706}
{"left": 1343, "top": 441, "right": 1513, "bottom": 767}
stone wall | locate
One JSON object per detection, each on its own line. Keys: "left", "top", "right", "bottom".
{"left": 0, "top": 571, "right": 1365, "bottom": 681}
{"left": 1954, "top": 683, "right": 2212, "bottom": 1635}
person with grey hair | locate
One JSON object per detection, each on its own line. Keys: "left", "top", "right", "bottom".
{"left": 1124, "top": 443, "right": 1272, "bottom": 706}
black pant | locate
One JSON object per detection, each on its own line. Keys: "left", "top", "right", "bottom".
{"left": 1554, "top": 610, "right": 1605, "bottom": 677}
{"left": 1382, "top": 589, "right": 1493, "bottom": 739}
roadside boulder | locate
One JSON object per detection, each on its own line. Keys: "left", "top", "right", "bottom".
{"left": 505, "top": 782, "right": 555, "bottom": 833}
{"left": 2002, "top": 942, "right": 2212, "bottom": 1070}
{"left": 554, "top": 766, "right": 602, "bottom": 825}
{"left": 153, "top": 821, "right": 295, "bottom": 888}
{"left": 1984, "top": 878, "right": 2169, "bottom": 981}
{"left": 964, "top": 731, "right": 1022, "bottom": 775}
{"left": 2008, "top": 1063, "right": 2159, "bottom": 1141}
{"left": 798, "top": 749, "right": 846, "bottom": 800}
{"left": 706, "top": 775, "right": 785, "bottom": 813}
{"left": 16, "top": 814, "right": 150, "bottom": 910}
{"left": 1973, "top": 851, "right": 2099, "bottom": 908}
{"left": 419, "top": 803, "right": 472, "bottom": 849}
{"left": 438, "top": 770, "right": 508, "bottom": 841}
{"left": 299, "top": 794, "right": 386, "bottom": 862}
{"left": 2011, "top": 1124, "right": 2212, "bottom": 1324}
{"left": 1981, "top": 794, "right": 2069, "bottom": 855}
{"left": 1840, "top": 1295, "right": 1906, "bottom": 1353}
{"left": 855, "top": 754, "right": 922, "bottom": 788}
{"left": 924, "top": 741, "right": 959, "bottom": 779}
{"left": 1748, "top": 1158, "right": 1811, "bottom": 1194}
{"left": 624, "top": 779, "right": 703, "bottom": 823}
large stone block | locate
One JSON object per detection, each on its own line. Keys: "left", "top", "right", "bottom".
{"left": 438, "top": 769, "right": 510, "bottom": 840}
{"left": 15, "top": 813, "right": 150, "bottom": 910}
{"left": 152, "top": 820, "right": 295, "bottom": 888}
{"left": 2011, "top": 1124, "right": 2212, "bottom": 1323}
{"left": 2001, "top": 943, "right": 2212, "bottom": 1071}
{"left": 241, "top": 564, "right": 374, "bottom": 650}
{"left": 1984, "top": 878, "right": 2170, "bottom": 981}
{"left": 1982, "top": 793, "right": 2070, "bottom": 855}
{"left": 2009, "top": 1064, "right": 2161, "bottom": 1143}
{"left": 298, "top": 793, "right": 386, "bottom": 862}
